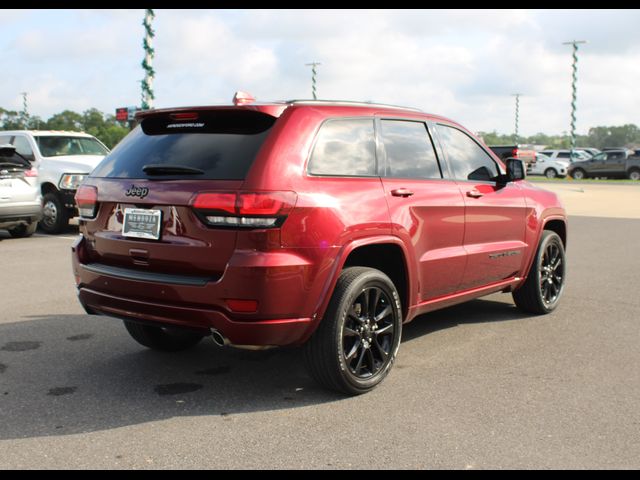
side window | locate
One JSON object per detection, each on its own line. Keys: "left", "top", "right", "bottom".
{"left": 380, "top": 120, "right": 441, "bottom": 179}
{"left": 557, "top": 152, "right": 570, "bottom": 158}
{"left": 12, "top": 136, "right": 35, "bottom": 161}
{"left": 308, "top": 119, "right": 376, "bottom": 176}
{"left": 0, "top": 135, "right": 12, "bottom": 145}
{"left": 436, "top": 124, "right": 500, "bottom": 182}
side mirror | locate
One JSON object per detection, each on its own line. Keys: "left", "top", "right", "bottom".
{"left": 505, "top": 158, "right": 526, "bottom": 182}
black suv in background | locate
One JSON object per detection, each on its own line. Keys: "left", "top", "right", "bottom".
{"left": 568, "top": 150, "right": 640, "bottom": 180}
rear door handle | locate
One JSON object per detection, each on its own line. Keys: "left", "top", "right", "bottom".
{"left": 466, "top": 189, "right": 484, "bottom": 198}
{"left": 391, "top": 188, "right": 414, "bottom": 198}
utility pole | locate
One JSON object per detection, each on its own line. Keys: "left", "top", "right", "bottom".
{"left": 21, "top": 92, "right": 29, "bottom": 129}
{"left": 562, "top": 40, "right": 587, "bottom": 156}
{"left": 305, "top": 62, "right": 321, "bottom": 100}
{"left": 512, "top": 93, "right": 522, "bottom": 144}
{"left": 141, "top": 9, "right": 155, "bottom": 110}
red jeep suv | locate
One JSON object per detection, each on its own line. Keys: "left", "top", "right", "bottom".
{"left": 71, "top": 99, "right": 567, "bottom": 395}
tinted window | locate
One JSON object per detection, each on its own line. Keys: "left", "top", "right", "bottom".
{"left": 557, "top": 152, "right": 570, "bottom": 158}
{"left": 308, "top": 119, "right": 376, "bottom": 176}
{"left": 13, "top": 136, "right": 34, "bottom": 159}
{"left": 92, "top": 110, "right": 276, "bottom": 180}
{"left": 380, "top": 120, "right": 441, "bottom": 179}
{"left": 436, "top": 124, "right": 500, "bottom": 181}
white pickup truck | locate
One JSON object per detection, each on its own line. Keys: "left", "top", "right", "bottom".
{"left": 0, "top": 131, "right": 109, "bottom": 233}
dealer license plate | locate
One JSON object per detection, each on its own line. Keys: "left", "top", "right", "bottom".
{"left": 122, "top": 208, "right": 162, "bottom": 240}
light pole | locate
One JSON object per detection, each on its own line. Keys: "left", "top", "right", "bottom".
{"left": 562, "top": 40, "right": 587, "bottom": 156}
{"left": 512, "top": 93, "right": 522, "bottom": 144}
{"left": 305, "top": 62, "right": 321, "bottom": 100}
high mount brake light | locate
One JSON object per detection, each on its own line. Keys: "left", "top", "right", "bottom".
{"left": 193, "top": 191, "right": 297, "bottom": 228}
{"left": 170, "top": 112, "right": 199, "bottom": 121}
{"left": 75, "top": 185, "right": 98, "bottom": 219}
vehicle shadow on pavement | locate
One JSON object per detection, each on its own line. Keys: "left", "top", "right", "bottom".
{"left": 0, "top": 297, "right": 529, "bottom": 440}
{"left": 402, "top": 297, "right": 530, "bottom": 342}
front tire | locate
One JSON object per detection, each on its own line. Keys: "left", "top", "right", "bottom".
{"left": 544, "top": 168, "right": 558, "bottom": 179}
{"left": 628, "top": 169, "right": 640, "bottom": 181}
{"left": 123, "top": 321, "right": 205, "bottom": 352}
{"left": 513, "top": 231, "right": 566, "bottom": 314}
{"left": 571, "top": 168, "right": 587, "bottom": 180}
{"left": 304, "top": 267, "right": 403, "bottom": 395}
{"left": 40, "top": 192, "right": 69, "bottom": 234}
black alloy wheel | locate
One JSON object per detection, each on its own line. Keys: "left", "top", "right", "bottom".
{"left": 513, "top": 230, "right": 566, "bottom": 314}
{"left": 304, "top": 267, "right": 403, "bottom": 395}
{"left": 539, "top": 240, "right": 565, "bottom": 307}
{"left": 341, "top": 286, "right": 396, "bottom": 380}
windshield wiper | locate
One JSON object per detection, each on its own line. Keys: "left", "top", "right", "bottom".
{"left": 142, "top": 164, "right": 205, "bottom": 175}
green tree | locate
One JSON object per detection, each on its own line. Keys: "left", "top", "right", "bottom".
{"left": 0, "top": 107, "right": 26, "bottom": 129}
{"left": 45, "top": 110, "right": 83, "bottom": 131}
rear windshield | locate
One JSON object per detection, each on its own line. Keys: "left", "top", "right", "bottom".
{"left": 91, "top": 110, "right": 276, "bottom": 180}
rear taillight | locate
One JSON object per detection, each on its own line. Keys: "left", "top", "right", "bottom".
{"left": 24, "top": 167, "right": 38, "bottom": 177}
{"left": 192, "top": 191, "right": 297, "bottom": 228}
{"left": 512, "top": 148, "right": 519, "bottom": 157}
{"left": 75, "top": 185, "right": 98, "bottom": 219}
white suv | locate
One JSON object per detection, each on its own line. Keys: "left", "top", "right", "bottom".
{"left": 538, "top": 149, "right": 591, "bottom": 163}
{"left": 527, "top": 153, "right": 569, "bottom": 178}
{"left": 0, "top": 131, "right": 109, "bottom": 233}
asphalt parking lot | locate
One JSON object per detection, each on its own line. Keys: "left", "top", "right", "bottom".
{"left": 1, "top": 185, "right": 639, "bottom": 469}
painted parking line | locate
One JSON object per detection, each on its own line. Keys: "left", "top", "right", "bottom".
{"left": 33, "top": 234, "right": 80, "bottom": 240}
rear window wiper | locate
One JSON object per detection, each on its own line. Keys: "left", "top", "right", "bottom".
{"left": 142, "top": 164, "right": 205, "bottom": 175}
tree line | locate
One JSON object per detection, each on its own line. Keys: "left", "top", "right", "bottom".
{"left": 2, "top": 106, "right": 639, "bottom": 151}
{"left": 0, "top": 107, "right": 129, "bottom": 149}
{"left": 478, "top": 124, "right": 640, "bottom": 150}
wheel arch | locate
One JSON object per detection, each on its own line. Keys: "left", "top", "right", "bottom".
{"left": 313, "top": 236, "right": 414, "bottom": 327}
{"left": 41, "top": 182, "right": 59, "bottom": 196}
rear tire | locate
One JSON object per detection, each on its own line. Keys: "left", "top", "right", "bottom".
{"left": 513, "top": 231, "right": 566, "bottom": 314}
{"left": 8, "top": 222, "right": 37, "bottom": 238}
{"left": 40, "top": 192, "right": 68, "bottom": 234}
{"left": 628, "top": 169, "right": 640, "bottom": 181}
{"left": 123, "top": 321, "right": 205, "bottom": 352}
{"left": 304, "top": 267, "right": 403, "bottom": 395}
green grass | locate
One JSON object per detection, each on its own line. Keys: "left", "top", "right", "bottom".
{"left": 528, "top": 176, "right": 640, "bottom": 185}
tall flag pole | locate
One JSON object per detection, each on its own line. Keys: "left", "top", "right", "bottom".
{"left": 305, "top": 62, "right": 321, "bottom": 100}
{"left": 141, "top": 9, "right": 156, "bottom": 110}
{"left": 562, "top": 40, "right": 587, "bottom": 155}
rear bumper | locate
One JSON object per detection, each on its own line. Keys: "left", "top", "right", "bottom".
{"left": 71, "top": 235, "right": 325, "bottom": 346}
{"left": 0, "top": 202, "right": 42, "bottom": 228}
{"left": 78, "top": 287, "right": 313, "bottom": 346}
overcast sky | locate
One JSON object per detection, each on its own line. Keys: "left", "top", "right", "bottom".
{"left": 1, "top": 9, "right": 639, "bottom": 136}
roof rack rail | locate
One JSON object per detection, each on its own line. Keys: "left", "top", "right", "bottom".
{"left": 283, "top": 99, "right": 422, "bottom": 112}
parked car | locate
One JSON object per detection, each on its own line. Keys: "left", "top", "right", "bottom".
{"left": 568, "top": 149, "right": 640, "bottom": 180}
{"left": 527, "top": 153, "right": 569, "bottom": 178}
{"left": 488, "top": 145, "right": 536, "bottom": 166}
{"left": 0, "top": 144, "right": 41, "bottom": 237}
{"left": 538, "top": 149, "right": 591, "bottom": 163}
{"left": 72, "top": 97, "right": 568, "bottom": 395}
{"left": 0, "top": 131, "right": 109, "bottom": 233}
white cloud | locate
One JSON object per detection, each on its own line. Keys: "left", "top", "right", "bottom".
{"left": 1, "top": 9, "right": 639, "bottom": 137}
